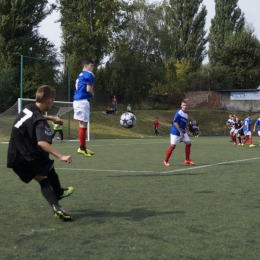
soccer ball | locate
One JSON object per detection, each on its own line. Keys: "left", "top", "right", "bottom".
{"left": 120, "top": 112, "right": 136, "bottom": 128}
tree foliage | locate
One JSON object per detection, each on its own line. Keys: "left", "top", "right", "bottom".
{"left": 208, "top": 0, "right": 244, "bottom": 65}
{"left": 166, "top": 0, "right": 208, "bottom": 71}
{"left": 220, "top": 26, "right": 260, "bottom": 89}
{"left": 0, "top": 0, "right": 59, "bottom": 100}
{"left": 59, "top": 0, "right": 130, "bottom": 83}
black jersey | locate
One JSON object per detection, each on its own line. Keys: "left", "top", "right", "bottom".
{"left": 235, "top": 120, "right": 243, "bottom": 129}
{"left": 7, "top": 103, "right": 53, "bottom": 169}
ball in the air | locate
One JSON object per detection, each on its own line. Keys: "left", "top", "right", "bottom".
{"left": 120, "top": 112, "right": 136, "bottom": 128}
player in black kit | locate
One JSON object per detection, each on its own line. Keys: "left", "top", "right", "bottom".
{"left": 7, "top": 85, "right": 74, "bottom": 221}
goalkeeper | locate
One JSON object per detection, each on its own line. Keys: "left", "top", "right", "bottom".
{"left": 52, "top": 115, "right": 64, "bottom": 142}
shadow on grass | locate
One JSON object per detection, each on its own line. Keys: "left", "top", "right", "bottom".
{"left": 72, "top": 208, "right": 185, "bottom": 221}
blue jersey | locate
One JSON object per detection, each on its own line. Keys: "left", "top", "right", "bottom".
{"left": 170, "top": 109, "right": 188, "bottom": 135}
{"left": 255, "top": 118, "right": 260, "bottom": 131}
{"left": 73, "top": 70, "right": 94, "bottom": 101}
{"left": 243, "top": 117, "right": 252, "bottom": 132}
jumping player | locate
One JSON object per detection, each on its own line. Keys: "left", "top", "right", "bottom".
{"left": 7, "top": 85, "right": 74, "bottom": 221}
{"left": 164, "top": 99, "right": 195, "bottom": 166}
{"left": 242, "top": 113, "right": 255, "bottom": 147}
{"left": 73, "top": 58, "right": 95, "bottom": 157}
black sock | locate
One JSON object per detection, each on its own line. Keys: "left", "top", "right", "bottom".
{"left": 238, "top": 137, "right": 241, "bottom": 144}
{"left": 39, "top": 178, "right": 59, "bottom": 207}
{"left": 47, "top": 168, "right": 63, "bottom": 197}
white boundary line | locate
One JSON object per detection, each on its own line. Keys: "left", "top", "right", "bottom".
{"left": 2, "top": 158, "right": 259, "bottom": 174}
{"left": 54, "top": 157, "right": 260, "bottom": 174}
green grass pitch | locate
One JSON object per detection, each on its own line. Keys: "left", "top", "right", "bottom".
{"left": 1, "top": 136, "right": 260, "bottom": 259}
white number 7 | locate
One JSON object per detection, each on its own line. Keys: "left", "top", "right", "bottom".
{"left": 14, "top": 108, "right": 33, "bottom": 128}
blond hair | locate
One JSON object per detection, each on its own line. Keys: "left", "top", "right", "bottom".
{"left": 36, "top": 85, "right": 56, "bottom": 103}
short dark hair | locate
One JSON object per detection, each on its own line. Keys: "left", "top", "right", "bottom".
{"left": 82, "top": 58, "right": 94, "bottom": 67}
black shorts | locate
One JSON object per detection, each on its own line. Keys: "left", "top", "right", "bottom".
{"left": 12, "top": 160, "right": 54, "bottom": 183}
{"left": 238, "top": 130, "right": 244, "bottom": 136}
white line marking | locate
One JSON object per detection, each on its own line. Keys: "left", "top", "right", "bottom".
{"left": 20, "top": 229, "right": 55, "bottom": 236}
{"left": 55, "top": 157, "right": 260, "bottom": 174}
{"left": 2, "top": 157, "right": 260, "bottom": 175}
{"left": 161, "top": 157, "right": 260, "bottom": 174}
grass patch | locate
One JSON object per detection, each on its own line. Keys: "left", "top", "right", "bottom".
{"left": 1, "top": 137, "right": 260, "bottom": 259}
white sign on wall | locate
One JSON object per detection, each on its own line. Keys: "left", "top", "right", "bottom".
{"left": 230, "top": 92, "right": 260, "bottom": 100}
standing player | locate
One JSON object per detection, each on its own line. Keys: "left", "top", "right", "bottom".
{"left": 164, "top": 99, "right": 195, "bottom": 166}
{"left": 73, "top": 58, "right": 95, "bottom": 157}
{"left": 7, "top": 85, "right": 73, "bottom": 221}
{"left": 153, "top": 118, "right": 160, "bottom": 136}
{"left": 235, "top": 117, "right": 244, "bottom": 145}
{"left": 253, "top": 116, "right": 260, "bottom": 144}
{"left": 226, "top": 115, "right": 235, "bottom": 142}
{"left": 242, "top": 113, "right": 255, "bottom": 147}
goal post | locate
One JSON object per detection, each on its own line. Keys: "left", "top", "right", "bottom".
{"left": 17, "top": 98, "right": 90, "bottom": 141}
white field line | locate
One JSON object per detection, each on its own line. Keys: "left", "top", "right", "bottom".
{"left": 55, "top": 157, "right": 260, "bottom": 174}
{"left": 1, "top": 157, "right": 260, "bottom": 174}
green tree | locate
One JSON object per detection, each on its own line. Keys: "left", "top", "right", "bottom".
{"left": 208, "top": 0, "right": 244, "bottom": 65}
{"left": 59, "top": 0, "right": 130, "bottom": 84}
{"left": 0, "top": 0, "right": 59, "bottom": 99}
{"left": 220, "top": 26, "right": 260, "bottom": 89}
{"left": 95, "top": 0, "right": 167, "bottom": 105}
{"left": 166, "top": 0, "right": 207, "bottom": 71}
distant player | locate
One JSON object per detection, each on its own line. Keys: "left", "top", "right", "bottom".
{"left": 242, "top": 113, "right": 255, "bottom": 147}
{"left": 226, "top": 115, "right": 235, "bottom": 142}
{"left": 253, "top": 116, "right": 260, "bottom": 144}
{"left": 73, "top": 58, "right": 95, "bottom": 157}
{"left": 164, "top": 99, "right": 195, "bottom": 166}
{"left": 234, "top": 117, "right": 244, "bottom": 146}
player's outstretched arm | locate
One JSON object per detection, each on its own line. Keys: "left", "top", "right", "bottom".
{"left": 43, "top": 115, "right": 64, "bottom": 125}
{"left": 38, "top": 141, "right": 72, "bottom": 164}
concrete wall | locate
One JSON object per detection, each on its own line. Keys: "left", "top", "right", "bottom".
{"left": 220, "top": 92, "right": 260, "bottom": 112}
{"left": 185, "top": 91, "right": 220, "bottom": 109}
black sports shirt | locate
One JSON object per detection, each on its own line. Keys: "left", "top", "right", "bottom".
{"left": 7, "top": 103, "right": 53, "bottom": 169}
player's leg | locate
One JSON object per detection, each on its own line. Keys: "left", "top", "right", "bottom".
{"left": 183, "top": 134, "right": 195, "bottom": 166}
{"left": 248, "top": 133, "right": 255, "bottom": 147}
{"left": 164, "top": 134, "right": 180, "bottom": 166}
{"left": 52, "top": 130, "right": 57, "bottom": 140}
{"left": 34, "top": 175, "right": 72, "bottom": 221}
{"left": 233, "top": 131, "right": 237, "bottom": 145}
{"left": 47, "top": 167, "right": 73, "bottom": 200}
{"left": 59, "top": 130, "right": 64, "bottom": 142}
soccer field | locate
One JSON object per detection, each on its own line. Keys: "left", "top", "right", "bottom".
{"left": 1, "top": 137, "right": 260, "bottom": 259}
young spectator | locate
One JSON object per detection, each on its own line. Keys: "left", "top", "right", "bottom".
{"left": 193, "top": 121, "right": 199, "bottom": 137}
{"left": 127, "top": 103, "right": 135, "bottom": 113}
{"left": 153, "top": 118, "right": 160, "bottom": 136}
{"left": 164, "top": 99, "right": 195, "bottom": 166}
{"left": 188, "top": 121, "right": 194, "bottom": 136}
{"left": 106, "top": 107, "right": 115, "bottom": 115}
{"left": 112, "top": 95, "right": 118, "bottom": 114}
{"left": 7, "top": 85, "right": 74, "bottom": 221}
{"left": 73, "top": 58, "right": 95, "bottom": 157}
{"left": 52, "top": 115, "right": 64, "bottom": 142}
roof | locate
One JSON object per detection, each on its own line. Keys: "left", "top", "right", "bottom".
{"left": 219, "top": 89, "right": 259, "bottom": 92}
